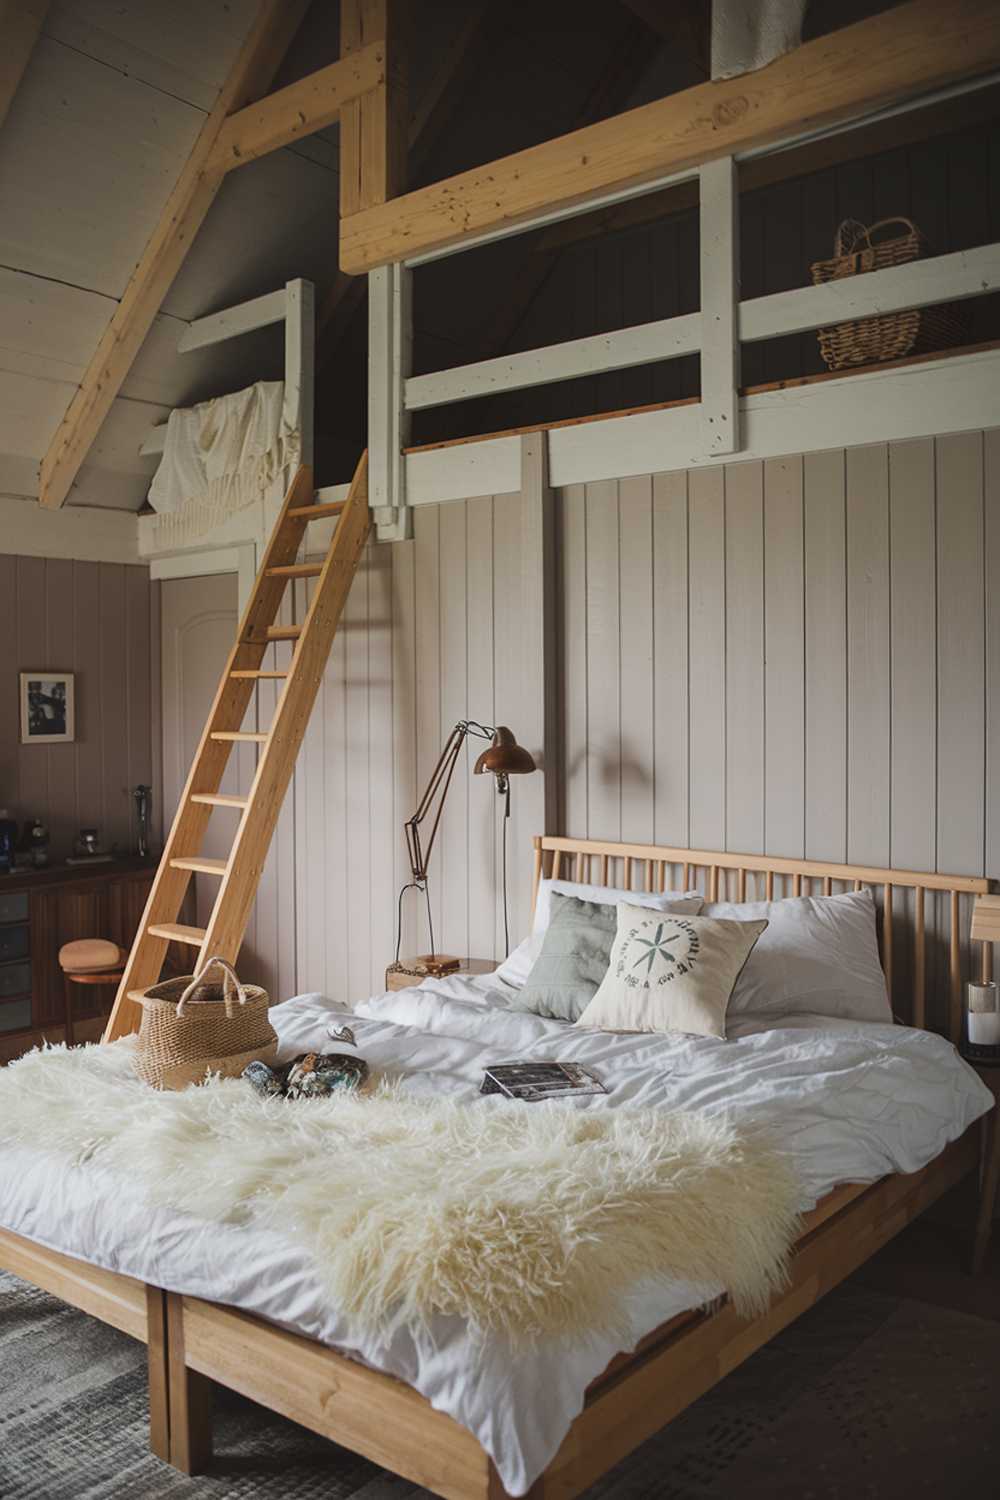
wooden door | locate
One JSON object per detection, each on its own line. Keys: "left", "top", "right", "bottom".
{"left": 160, "top": 574, "right": 261, "bottom": 976}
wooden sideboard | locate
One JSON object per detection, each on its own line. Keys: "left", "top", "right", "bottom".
{"left": 0, "top": 858, "right": 167, "bottom": 1062}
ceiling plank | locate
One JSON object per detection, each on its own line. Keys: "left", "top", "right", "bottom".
{"left": 38, "top": 0, "right": 310, "bottom": 509}
{"left": 338, "top": 0, "right": 1000, "bottom": 275}
{"left": 0, "top": 0, "right": 49, "bottom": 131}
{"left": 206, "top": 42, "right": 386, "bottom": 172}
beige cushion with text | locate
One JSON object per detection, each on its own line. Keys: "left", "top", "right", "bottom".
{"left": 576, "top": 904, "right": 767, "bottom": 1039}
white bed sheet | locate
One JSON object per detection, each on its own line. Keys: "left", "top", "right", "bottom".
{"left": 0, "top": 976, "right": 992, "bottom": 1496}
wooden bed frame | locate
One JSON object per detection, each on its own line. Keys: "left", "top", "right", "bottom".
{"left": 0, "top": 836, "right": 993, "bottom": 1499}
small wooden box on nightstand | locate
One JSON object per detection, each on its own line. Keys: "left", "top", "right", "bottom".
{"left": 967, "top": 1059, "right": 1000, "bottom": 1274}
{"left": 385, "top": 958, "right": 496, "bottom": 992}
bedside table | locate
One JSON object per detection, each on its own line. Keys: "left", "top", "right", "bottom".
{"left": 385, "top": 957, "right": 496, "bottom": 992}
{"left": 968, "top": 1059, "right": 1000, "bottom": 1274}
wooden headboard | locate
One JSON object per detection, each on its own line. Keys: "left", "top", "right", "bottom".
{"left": 532, "top": 836, "right": 992, "bottom": 1043}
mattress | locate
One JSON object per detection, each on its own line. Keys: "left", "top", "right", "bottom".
{"left": 0, "top": 976, "right": 992, "bottom": 1495}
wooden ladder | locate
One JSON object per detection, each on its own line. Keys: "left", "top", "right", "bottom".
{"left": 104, "top": 453, "right": 371, "bottom": 1042}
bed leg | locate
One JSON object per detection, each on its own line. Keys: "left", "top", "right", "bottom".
{"left": 165, "top": 1291, "right": 214, "bottom": 1474}
{"left": 145, "top": 1285, "right": 170, "bottom": 1462}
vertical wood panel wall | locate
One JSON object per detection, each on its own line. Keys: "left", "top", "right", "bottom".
{"left": 560, "top": 430, "right": 999, "bottom": 887}
{"left": 0, "top": 556, "right": 153, "bottom": 860}
{"left": 291, "top": 501, "right": 533, "bottom": 1001}
{"left": 285, "top": 427, "right": 998, "bottom": 1012}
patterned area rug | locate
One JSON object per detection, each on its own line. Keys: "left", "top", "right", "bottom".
{"left": 2, "top": 1268, "right": 998, "bottom": 1499}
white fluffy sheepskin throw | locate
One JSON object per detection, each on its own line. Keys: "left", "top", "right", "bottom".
{"left": 0, "top": 1043, "right": 803, "bottom": 1346}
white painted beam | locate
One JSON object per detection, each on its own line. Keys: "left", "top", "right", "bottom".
{"left": 407, "top": 433, "right": 520, "bottom": 507}
{"left": 0, "top": 493, "right": 140, "bottom": 564}
{"left": 369, "top": 262, "right": 412, "bottom": 540}
{"left": 741, "top": 241, "right": 1000, "bottom": 342}
{"left": 140, "top": 279, "right": 316, "bottom": 469}
{"left": 284, "top": 278, "right": 315, "bottom": 468}
{"left": 553, "top": 345, "right": 1000, "bottom": 485}
{"left": 150, "top": 542, "right": 257, "bottom": 614}
{"left": 404, "top": 312, "right": 701, "bottom": 412}
{"left": 176, "top": 288, "right": 288, "bottom": 353}
{"left": 699, "top": 156, "right": 740, "bottom": 455}
{"left": 400, "top": 240, "right": 1000, "bottom": 422}
{"left": 401, "top": 346, "right": 1000, "bottom": 502}
{"left": 520, "top": 432, "right": 558, "bottom": 838}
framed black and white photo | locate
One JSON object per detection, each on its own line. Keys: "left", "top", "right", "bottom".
{"left": 19, "top": 672, "right": 75, "bottom": 744}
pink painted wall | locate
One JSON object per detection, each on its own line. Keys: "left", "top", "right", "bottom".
{"left": 0, "top": 555, "right": 156, "bottom": 862}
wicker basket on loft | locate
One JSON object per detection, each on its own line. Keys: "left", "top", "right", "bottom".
{"left": 810, "top": 217, "right": 967, "bottom": 371}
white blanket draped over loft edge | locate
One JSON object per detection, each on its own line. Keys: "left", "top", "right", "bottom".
{"left": 147, "top": 380, "right": 300, "bottom": 546}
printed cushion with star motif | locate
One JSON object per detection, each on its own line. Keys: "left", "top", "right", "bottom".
{"left": 575, "top": 903, "right": 768, "bottom": 1039}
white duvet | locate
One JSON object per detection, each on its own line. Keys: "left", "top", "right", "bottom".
{"left": 0, "top": 976, "right": 992, "bottom": 1495}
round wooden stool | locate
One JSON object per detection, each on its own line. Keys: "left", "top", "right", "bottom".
{"left": 58, "top": 939, "right": 125, "bottom": 1045}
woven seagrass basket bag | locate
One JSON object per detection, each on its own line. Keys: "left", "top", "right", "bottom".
{"left": 133, "top": 955, "right": 278, "bottom": 1091}
{"left": 811, "top": 216, "right": 967, "bottom": 370}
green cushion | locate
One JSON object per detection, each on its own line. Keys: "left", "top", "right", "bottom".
{"left": 509, "top": 894, "right": 618, "bottom": 1022}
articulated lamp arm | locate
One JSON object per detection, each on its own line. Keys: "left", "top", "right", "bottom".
{"left": 403, "top": 720, "right": 494, "bottom": 884}
{"left": 396, "top": 720, "right": 536, "bottom": 966}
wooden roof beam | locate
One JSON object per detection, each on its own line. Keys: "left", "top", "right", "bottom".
{"left": 533, "top": 80, "right": 1000, "bottom": 257}
{"left": 38, "top": 0, "right": 312, "bottom": 509}
{"left": 0, "top": 0, "right": 49, "bottom": 131}
{"left": 339, "top": 0, "right": 407, "bottom": 219}
{"left": 206, "top": 42, "right": 386, "bottom": 171}
{"left": 338, "top": 0, "right": 1000, "bottom": 274}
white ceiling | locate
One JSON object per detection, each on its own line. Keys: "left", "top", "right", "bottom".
{"left": 0, "top": 0, "right": 695, "bottom": 519}
{"left": 0, "top": 0, "right": 346, "bottom": 514}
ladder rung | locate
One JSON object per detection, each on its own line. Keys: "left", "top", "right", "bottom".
{"left": 148, "top": 922, "right": 207, "bottom": 947}
{"left": 288, "top": 501, "right": 345, "bottom": 520}
{"left": 103, "top": 451, "right": 371, "bottom": 1049}
{"left": 266, "top": 563, "right": 323, "bottom": 579}
{"left": 170, "top": 857, "right": 227, "bottom": 876}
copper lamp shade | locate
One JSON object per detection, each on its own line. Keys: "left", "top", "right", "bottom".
{"left": 473, "top": 726, "right": 536, "bottom": 778}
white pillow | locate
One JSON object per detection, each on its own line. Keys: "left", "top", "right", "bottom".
{"left": 701, "top": 888, "right": 890, "bottom": 1024}
{"left": 494, "top": 878, "right": 703, "bottom": 989}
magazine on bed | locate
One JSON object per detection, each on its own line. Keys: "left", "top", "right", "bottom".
{"left": 480, "top": 1061, "right": 608, "bottom": 1101}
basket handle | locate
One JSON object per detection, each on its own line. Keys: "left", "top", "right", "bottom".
{"left": 860, "top": 216, "right": 919, "bottom": 247}
{"left": 833, "top": 218, "right": 867, "bottom": 257}
{"left": 176, "top": 956, "right": 248, "bottom": 1020}
{"left": 833, "top": 216, "right": 919, "bottom": 258}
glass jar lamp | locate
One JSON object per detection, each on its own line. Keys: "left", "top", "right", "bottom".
{"left": 967, "top": 896, "right": 1000, "bottom": 1063}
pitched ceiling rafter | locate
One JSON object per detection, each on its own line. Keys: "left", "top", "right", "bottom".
{"left": 38, "top": 0, "right": 392, "bottom": 510}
